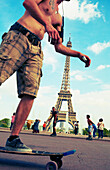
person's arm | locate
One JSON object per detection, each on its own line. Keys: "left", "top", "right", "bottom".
{"left": 48, "top": 115, "right": 53, "bottom": 121}
{"left": 89, "top": 119, "right": 94, "bottom": 125}
{"left": 23, "top": 0, "right": 60, "bottom": 40}
{"left": 50, "top": 13, "right": 91, "bottom": 67}
{"left": 55, "top": 42, "right": 91, "bottom": 67}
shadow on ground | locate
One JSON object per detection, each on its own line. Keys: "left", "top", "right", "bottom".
{"left": 0, "top": 158, "right": 45, "bottom": 169}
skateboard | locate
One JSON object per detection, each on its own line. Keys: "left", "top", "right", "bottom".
{"left": 0, "top": 146, "right": 76, "bottom": 169}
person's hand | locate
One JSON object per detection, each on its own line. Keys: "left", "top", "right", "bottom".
{"left": 79, "top": 53, "right": 91, "bottom": 67}
{"left": 46, "top": 24, "right": 60, "bottom": 44}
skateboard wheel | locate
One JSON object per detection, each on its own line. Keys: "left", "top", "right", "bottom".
{"left": 46, "top": 161, "right": 58, "bottom": 170}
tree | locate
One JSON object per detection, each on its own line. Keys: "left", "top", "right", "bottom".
{"left": 103, "top": 128, "right": 110, "bottom": 137}
{"left": 0, "top": 118, "right": 10, "bottom": 128}
{"left": 82, "top": 128, "right": 88, "bottom": 135}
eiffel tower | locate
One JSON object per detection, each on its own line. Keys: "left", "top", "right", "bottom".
{"left": 45, "top": 37, "right": 77, "bottom": 131}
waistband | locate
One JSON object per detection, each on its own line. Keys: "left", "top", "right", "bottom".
{"left": 9, "top": 22, "right": 41, "bottom": 46}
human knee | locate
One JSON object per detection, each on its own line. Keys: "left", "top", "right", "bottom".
{"left": 21, "top": 94, "right": 35, "bottom": 100}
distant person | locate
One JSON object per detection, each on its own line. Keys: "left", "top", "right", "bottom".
{"left": 32, "top": 119, "right": 41, "bottom": 133}
{"left": 43, "top": 122, "right": 46, "bottom": 131}
{"left": 86, "top": 115, "right": 94, "bottom": 140}
{"left": 74, "top": 121, "right": 79, "bottom": 135}
{"left": 49, "top": 107, "right": 58, "bottom": 136}
{"left": 97, "top": 118, "right": 104, "bottom": 139}
{"left": 10, "top": 113, "right": 16, "bottom": 130}
{"left": 27, "top": 120, "right": 34, "bottom": 130}
{"left": 92, "top": 123, "right": 97, "bottom": 138}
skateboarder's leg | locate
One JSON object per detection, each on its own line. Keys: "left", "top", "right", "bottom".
{"left": 11, "top": 95, "right": 34, "bottom": 135}
{"left": 9, "top": 41, "right": 43, "bottom": 136}
{"left": 5, "top": 95, "right": 34, "bottom": 152}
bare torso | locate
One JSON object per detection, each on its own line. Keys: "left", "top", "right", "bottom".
{"left": 18, "top": 0, "right": 62, "bottom": 40}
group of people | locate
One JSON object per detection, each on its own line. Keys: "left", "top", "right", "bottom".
{"left": 86, "top": 115, "right": 104, "bottom": 140}
{"left": 10, "top": 106, "right": 57, "bottom": 136}
{"left": 10, "top": 111, "right": 104, "bottom": 143}
{"left": 10, "top": 115, "right": 41, "bottom": 133}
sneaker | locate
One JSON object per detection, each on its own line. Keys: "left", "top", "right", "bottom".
{"left": 50, "top": 133, "right": 57, "bottom": 137}
{"left": 5, "top": 137, "right": 32, "bottom": 152}
{"left": 86, "top": 136, "right": 92, "bottom": 140}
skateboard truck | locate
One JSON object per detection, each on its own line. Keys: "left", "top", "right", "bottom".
{"left": 49, "top": 150, "right": 76, "bottom": 169}
{"left": 50, "top": 155, "right": 63, "bottom": 169}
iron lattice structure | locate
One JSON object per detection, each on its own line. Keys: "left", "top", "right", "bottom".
{"left": 45, "top": 38, "right": 77, "bottom": 131}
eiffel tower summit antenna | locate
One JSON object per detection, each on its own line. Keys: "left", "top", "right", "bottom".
{"left": 46, "top": 37, "right": 77, "bottom": 131}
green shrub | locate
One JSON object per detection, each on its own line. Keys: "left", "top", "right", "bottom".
{"left": 0, "top": 118, "right": 11, "bottom": 128}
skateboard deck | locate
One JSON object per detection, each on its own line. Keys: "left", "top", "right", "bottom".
{"left": 0, "top": 146, "right": 76, "bottom": 169}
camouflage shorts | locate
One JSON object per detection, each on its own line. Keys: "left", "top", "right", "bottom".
{"left": 0, "top": 30, "right": 43, "bottom": 98}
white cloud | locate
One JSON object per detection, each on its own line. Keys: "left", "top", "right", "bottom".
{"left": 43, "top": 35, "right": 58, "bottom": 72}
{"left": 75, "top": 74, "right": 86, "bottom": 81}
{"left": 44, "top": 54, "right": 58, "bottom": 72}
{"left": 71, "top": 70, "right": 81, "bottom": 76}
{"left": 87, "top": 75, "right": 101, "bottom": 84}
{"left": 101, "top": 84, "right": 110, "bottom": 90}
{"left": 0, "top": 74, "right": 17, "bottom": 97}
{"left": 71, "top": 70, "right": 101, "bottom": 83}
{"left": 87, "top": 41, "right": 110, "bottom": 54}
{"left": 96, "top": 65, "right": 110, "bottom": 70}
{"left": 71, "top": 70, "right": 86, "bottom": 81}
{"left": 59, "top": 0, "right": 102, "bottom": 24}
{"left": 38, "top": 85, "right": 57, "bottom": 95}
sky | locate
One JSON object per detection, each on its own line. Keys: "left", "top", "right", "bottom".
{"left": 0, "top": 0, "right": 110, "bottom": 132}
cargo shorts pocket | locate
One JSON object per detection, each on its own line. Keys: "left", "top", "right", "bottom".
{"left": 0, "top": 31, "right": 20, "bottom": 61}
{"left": 0, "top": 47, "right": 12, "bottom": 61}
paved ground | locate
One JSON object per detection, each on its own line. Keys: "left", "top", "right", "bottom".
{"left": 0, "top": 129, "right": 110, "bottom": 170}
